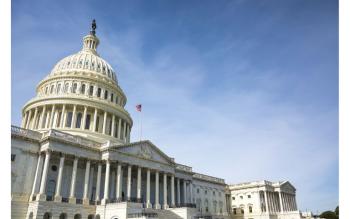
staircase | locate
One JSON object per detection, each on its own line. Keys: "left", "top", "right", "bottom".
{"left": 144, "top": 208, "right": 184, "bottom": 219}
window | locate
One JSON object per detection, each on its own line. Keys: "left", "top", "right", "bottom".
{"left": 45, "top": 87, "right": 48, "bottom": 94}
{"left": 108, "top": 71, "right": 110, "bottom": 77}
{"left": 240, "top": 207, "right": 244, "bottom": 214}
{"left": 205, "top": 190, "right": 207, "bottom": 195}
{"left": 65, "top": 83, "right": 69, "bottom": 93}
{"left": 62, "top": 63, "right": 65, "bottom": 67}
{"left": 36, "top": 114, "right": 41, "bottom": 129}
{"left": 68, "top": 61, "right": 70, "bottom": 65}
{"left": 220, "top": 204, "right": 222, "bottom": 213}
{"left": 103, "top": 67, "right": 105, "bottom": 71}
{"left": 109, "top": 121, "right": 112, "bottom": 135}
{"left": 219, "top": 192, "right": 221, "bottom": 197}
{"left": 98, "top": 64, "right": 100, "bottom": 69}
{"left": 81, "top": 84, "right": 86, "bottom": 94}
{"left": 85, "top": 115, "right": 91, "bottom": 130}
{"left": 67, "top": 112, "right": 73, "bottom": 127}
{"left": 104, "top": 91, "right": 108, "bottom": 99}
{"left": 240, "top": 196, "right": 243, "bottom": 200}
{"left": 95, "top": 116, "right": 99, "bottom": 132}
{"left": 97, "top": 88, "right": 101, "bottom": 97}
{"left": 46, "top": 180, "right": 56, "bottom": 197}
{"left": 116, "top": 97, "right": 118, "bottom": 104}
{"left": 92, "top": 63, "right": 95, "bottom": 67}
{"left": 76, "top": 113, "right": 82, "bottom": 128}
{"left": 89, "top": 86, "right": 94, "bottom": 96}
{"left": 213, "top": 191, "right": 215, "bottom": 196}
{"left": 248, "top": 195, "right": 251, "bottom": 198}
{"left": 11, "top": 154, "right": 16, "bottom": 162}
{"left": 79, "top": 60, "right": 82, "bottom": 65}
{"left": 197, "top": 201, "right": 201, "bottom": 212}
{"left": 42, "top": 113, "right": 47, "bottom": 128}
{"left": 86, "top": 61, "right": 89, "bottom": 66}
{"left": 57, "top": 84, "right": 61, "bottom": 93}
{"left": 51, "top": 165, "right": 57, "bottom": 171}
{"left": 197, "top": 189, "right": 200, "bottom": 194}
{"left": 111, "top": 93, "right": 113, "bottom": 102}
{"left": 50, "top": 85, "right": 54, "bottom": 94}
{"left": 73, "top": 83, "right": 77, "bottom": 93}
{"left": 73, "top": 61, "right": 76, "bottom": 65}
{"left": 205, "top": 200, "right": 209, "bottom": 212}
{"left": 56, "top": 112, "right": 61, "bottom": 127}
{"left": 233, "top": 208, "right": 236, "bottom": 215}
{"left": 249, "top": 206, "right": 252, "bottom": 213}
{"left": 232, "top": 197, "right": 235, "bottom": 201}
{"left": 214, "top": 203, "right": 217, "bottom": 213}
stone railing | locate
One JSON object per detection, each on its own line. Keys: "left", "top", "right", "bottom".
{"left": 229, "top": 180, "right": 275, "bottom": 187}
{"left": 43, "top": 129, "right": 102, "bottom": 149}
{"left": 11, "top": 125, "right": 43, "bottom": 140}
{"left": 193, "top": 173, "right": 225, "bottom": 183}
{"left": 176, "top": 164, "right": 192, "bottom": 172}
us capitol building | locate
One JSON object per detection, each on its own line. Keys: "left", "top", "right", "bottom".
{"left": 11, "top": 21, "right": 301, "bottom": 219}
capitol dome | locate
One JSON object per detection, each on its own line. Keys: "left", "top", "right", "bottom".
{"left": 20, "top": 28, "right": 133, "bottom": 144}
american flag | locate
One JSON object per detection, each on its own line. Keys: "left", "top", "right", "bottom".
{"left": 135, "top": 104, "right": 142, "bottom": 112}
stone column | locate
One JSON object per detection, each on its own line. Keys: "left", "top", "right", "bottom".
{"left": 29, "top": 152, "right": 44, "bottom": 201}
{"left": 285, "top": 193, "right": 289, "bottom": 212}
{"left": 137, "top": 166, "right": 142, "bottom": 202}
{"left": 93, "top": 108, "right": 98, "bottom": 132}
{"left": 116, "top": 163, "right": 122, "bottom": 199}
{"left": 294, "top": 195, "right": 298, "bottom": 211}
{"left": 171, "top": 174, "right": 175, "bottom": 207}
{"left": 68, "top": 156, "right": 79, "bottom": 203}
{"left": 54, "top": 153, "right": 66, "bottom": 202}
{"left": 81, "top": 105, "right": 87, "bottom": 130}
{"left": 71, "top": 104, "right": 77, "bottom": 129}
{"left": 82, "top": 159, "right": 91, "bottom": 205}
{"left": 183, "top": 180, "right": 187, "bottom": 204}
{"left": 88, "top": 164, "right": 95, "bottom": 201}
{"left": 95, "top": 161, "right": 102, "bottom": 201}
{"left": 117, "top": 118, "right": 122, "bottom": 140}
{"left": 123, "top": 121, "right": 127, "bottom": 142}
{"left": 264, "top": 191, "right": 269, "bottom": 214}
{"left": 102, "top": 159, "right": 111, "bottom": 204}
{"left": 278, "top": 192, "right": 284, "bottom": 213}
{"left": 110, "top": 167, "right": 116, "bottom": 199}
{"left": 155, "top": 170, "right": 161, "bottom": 209}
{"left": 111, "top": 115, "right": 115, "bottom": 137}
{"left": 25, "top": 110, "right": 32, "bottom": 129}
{"left": 49, "top": 104, "right": 56, "bottom": 128}
{"left": 163, "top": 172, "right": 169, "bottom": 209}
{"left": 31, "top": 108, "right": 38, "bottom": 130}
{"left": 60, "top": 104, "right": 66, "bottom": 128}
{"left": 126, "top": 125, "right": 130, "bottom": 143}
{"left": 102, "top": 110, "right": 107, "bottom": 134}
{"left": 21, "top": 111, "right": 28, "bottom": 128}
{"left": 177, "top": 178, "right": 181, "bottom": 206}
{"left": 189, "top": 181, "right": 193, "bottom": 204}
{"left": 37, "top": 149, "right": 51, "bottom": 201}
{"left": 127, "top": 164, "right": 132, "bottom": 201}
{"left": 40, "top": 106, "right": 47, "bottom": 129}
{"left": 256, "top": 191, "right": 261, "bottom": 213}
{"left": 146, "top": 168, "right": 152, "bottom": 208}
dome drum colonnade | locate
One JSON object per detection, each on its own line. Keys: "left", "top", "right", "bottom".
{"left": 20, "top": 29, "right": 132, "bottom": 144}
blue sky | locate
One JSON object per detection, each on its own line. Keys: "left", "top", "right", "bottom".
{"left": 11, "top": 0, "right": 338, "bottom": 214}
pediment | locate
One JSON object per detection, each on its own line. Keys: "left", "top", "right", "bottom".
{"left": 111, "top": 140, "right": 175, "bottom": 165}
{"left": 280, "top": 181, "right": 296, "bottom": 191}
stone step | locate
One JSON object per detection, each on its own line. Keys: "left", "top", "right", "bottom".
{"left": 143, "top": 208, "right": 184, "bottom": 219}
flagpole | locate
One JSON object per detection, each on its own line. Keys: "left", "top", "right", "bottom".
{"left": 140, "top": 103, "right": 142, "bottom": 141}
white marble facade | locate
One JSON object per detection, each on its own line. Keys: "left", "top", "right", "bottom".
{"left": 11, "top": 24, "right": 300, "bottom": 219}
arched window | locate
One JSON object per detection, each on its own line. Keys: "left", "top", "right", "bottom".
{"left": 45, "top": 87, "right": 48, "bottom": 94}
{"left": 233, "top": 208, "right": 237, "bottom": 215}
{"left": 95, "top": 116, "right": 99, "bottom": 132}
{"left": 73, "top": 83, "right": 77, "bottom": 93}
{"left": 116, "top": 96, "right": 118, "bottom": 104}
{"left": 86, "top": 61, "right": 89, "bottom": 66}
{"left": 46, "top": 180, "right": 56, "bottom": 197}
{"left": 104, "top": 90, "right": 108, "bottom": 99}
{"left": 197, "top": 201, "right": 201, "bottom": 212}
{"left": 249, "top": 206, "right": 252, "bottom": 213}
{"left": 97, "top": 88, "right": 101, "bottom": 97}
{"left": 103, "top": 67, "right": 105, "bottom": 72}
{"left": 50, "top": 85, "right": 54, "bottom": 94}
{"left": 57, "top": 84, "right": 61, "bottom": 93}
{"left": 76, "top": 113, "right": 82, "bottom": 128}
{"left": 81, "top": 84, "right": 86, "bottom": 94}
{"left": 214, "top": 203, "right": 217, "bottom": 213}
{"left": 205, "top": 200, "right": 209, "bottom": 212}
{"left": 111, "top": 93, "right": 113, "bottom": 102}
{"left": 56, "top": 112, "right": 61, "bottom": 127}
{"left": 109, "top": 121, "right": 112, "bottom": 135}
{"left": 65, "top": 83, "right": 69, "bottom": 93}
{"left": 67, "top": 112, "right": 73, "bottom": 127}
{"left": 89, "top": 86, "right": 94, "bottom": 96}
{"left": 85, "top": 114, "right": 91, "bottom": 130}
{"left": 114, "top": 123, "right": 118, "bottom": 137}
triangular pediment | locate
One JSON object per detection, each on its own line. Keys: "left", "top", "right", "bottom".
{"left": 111, "top": 140, "right": 175, "bottom": 165}
{"left": 280, "top": 181, "right": 296, "bottom": 191}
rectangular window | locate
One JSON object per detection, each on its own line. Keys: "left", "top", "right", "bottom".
{"left": 11, "top": 154, "right": 16, "bottom": 162}
{"left": 233, "top": 208, "right": 236, "bottom": 214}
{"left": 205, "top": 190, "right": 207, "bottom": 195}
{"left": 89, "top": 86, "right": 94, "bottom": 96}
{"left": 67, "top": 112, "right": 73, "bottom": 128}
{"left": 232, "top": 197, "right": 235, "bottom": 200}
{"left": 213, "top": 191, "right": 215, "bottom": 196}
{"left": 240, "top": 196, "right": 243, "bottom": 200}
{"left": 248, "top": 195, "right": 251, "bottom": 198}
{"left": 249, "top": 206, "right": 252, "bottom": 213}
{"left": 79, "top": 61, "right": 82, "bottom": 65}
{"left": 85, "top": 115, "right": 91, "bottom": 130}
{"left": 241, "top": 207, "right": 244, "bottom": 214}
{"left": 219, "top": 192, "right": 221, "bottom": 197}
{"left": 92, "top": 63, "right": 95, "bottom": 67}
{"left": 86, "top": 61, "right": 89, "bottom": 66}
{"left": 197, "top": 189, "right": 199, "bottom": 194}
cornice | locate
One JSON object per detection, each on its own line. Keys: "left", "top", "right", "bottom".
{"left": 192, "top": 176, "right": 226, "bottom": 186}
{"left": 11, "top": 133, "right": 40, "bottom": 145}
{"left": 39, "top": 136, "right": 101, "bottom": 153}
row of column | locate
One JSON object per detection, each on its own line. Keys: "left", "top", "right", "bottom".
{"left": 29, "top": 151, "right": 195, "bottom": 209}
{"left": 21, "top": 104, "right": 131, "bottom": 143}
{"left": 262, "top": 191, "right": 297, "bottom": 214}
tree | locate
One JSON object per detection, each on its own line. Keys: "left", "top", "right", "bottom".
{"left": 335, "top": 206, "right": 339, "bottom": 215}
{"left": 319, "top": 211, "right": 337, "bottom": 219}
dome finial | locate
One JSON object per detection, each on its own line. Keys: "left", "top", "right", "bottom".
{"left": 90, "top": 19, "right": 97, "bottom": 36}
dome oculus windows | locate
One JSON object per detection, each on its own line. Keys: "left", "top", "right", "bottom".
{"left": 51, "top": 165, "right": 57, "bottom": 171}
